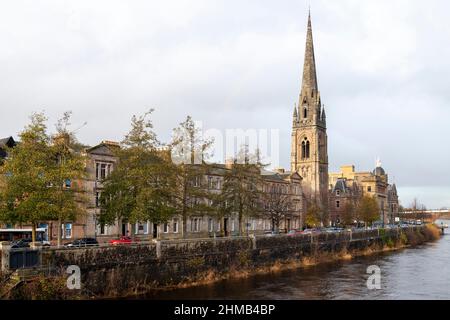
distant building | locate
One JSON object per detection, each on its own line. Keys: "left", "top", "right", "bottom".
{"left": 329, "top": 164, "right": 399, "bottom": 225}
{"left": 0, "top": 136, "right": 16, "bottom": 159}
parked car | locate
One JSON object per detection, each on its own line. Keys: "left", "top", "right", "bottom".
{"left": 109, "top": 236, "right": 133, "bottom": 245}
{"left": 287, "top": 230, "right": 303, "bottom": 236}
{"left": 302, "top": 228, "right": 320, "bottom": 235}
{"left": 264, "top": 230, "right": 281, "bottom": 237}
{"left": 10, "top": 238, "right": 50, "bottom": 249}
{"left": 64, "top": 238, "right": 99, "bottom": 248}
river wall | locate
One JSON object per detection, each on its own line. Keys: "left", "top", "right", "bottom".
{"left": 2, "top": 225, "right": 440, "bottom": 299}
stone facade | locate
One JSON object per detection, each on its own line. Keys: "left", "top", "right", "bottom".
{"left": 291, "top": 13, "right": 329, "bottom": 209}
{"left": 329, "top": 164, "right": 400, "bottom": 225}
{"left": 84, "top": 162, "right": 304, "bottom": 242}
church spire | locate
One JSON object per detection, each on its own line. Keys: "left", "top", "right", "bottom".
{"left": 301, "top": 11, "right": 318, "bottom": 95}
{"left": 321, "top": 105, "right": 326, "bottom": 122}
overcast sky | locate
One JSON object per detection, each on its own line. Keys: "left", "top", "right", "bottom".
{"left": 1, "top": 0, "right": 449, "bottom": 208}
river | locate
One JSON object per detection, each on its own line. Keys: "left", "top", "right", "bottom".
{"left": 141, "top": 221, "right": 450, "bottom": 300}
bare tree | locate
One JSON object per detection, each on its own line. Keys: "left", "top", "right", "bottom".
{"left": 262, "top": 193, "right": 291, "bottom": 232}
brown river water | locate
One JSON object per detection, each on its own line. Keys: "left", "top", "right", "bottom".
{"left": 136, "top": 220, "right": 450, "bottom": 300}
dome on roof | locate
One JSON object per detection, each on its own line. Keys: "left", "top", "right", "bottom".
{"left": 373, "top": 166, "right": 386, "bottom": 176}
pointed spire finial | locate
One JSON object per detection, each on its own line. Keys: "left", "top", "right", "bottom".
{"left": 301, "top": 10, "right": 318, "bottom": 96}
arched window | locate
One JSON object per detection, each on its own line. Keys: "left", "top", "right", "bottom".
{"left": 306, "top": 141, "right": 310, "bottom": 158}
{"left": 301, "top": 141, "right": 306, "bottom": 159}
{"left": 301, "top": 138, "right": 310, "bottom": 160}
{"left": 303, "top": 107, "right": 308, "bottom": 119}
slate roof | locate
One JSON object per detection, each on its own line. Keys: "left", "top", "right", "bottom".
{"left": 332, "top": 178, "right": 351, "bottom": 194}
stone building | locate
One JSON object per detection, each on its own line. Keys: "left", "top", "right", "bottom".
{"left": 97, "top": 163, "right": 303, "bottom": 241}
{"left": 328, "top": 178, "right": 361, "bottom": 225}
{"left": 329, "top": 163, "right": 400, "bottom": 225}
{"left": 0, "top": 136, "right": 16, "bottom": 160}
{"left": 291, "top": 12, "right": 329, "bottom": 209}
{"left": 261, "top": 168, "right": 304, "bottom": 231}
{"left": 83, "top": 140, "right": 121, "bottom": 240}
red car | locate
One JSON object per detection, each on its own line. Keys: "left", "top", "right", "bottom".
{"left": 109, "top": 236, "right": 133, "bottom": 245}
{"left": 287, "top": 230, "right": 303, "bottom": 236}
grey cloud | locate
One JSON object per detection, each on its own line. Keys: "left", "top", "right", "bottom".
{"left": 0, "top": 0, "right": 449, "bottom": 208}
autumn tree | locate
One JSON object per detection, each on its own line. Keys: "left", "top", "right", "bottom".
{"left": 340, "top": 201, "right": 356, "bottom": 227}
{"left": 168, "top": 116, "right": 215, "bottom": 238}
{"left": 50, "top": 111, "right": 87, "bottom": 246}
{"left": 0, "top": 112, "right": 86, "bottom": 244}
{"left": 304, "top": 198, "right": 321, "bottom": 228}
{"left": 217, "top": 146, "right": 265, "bottom": 236}
{"left": 100, "top": 110, "right": 175, "bottom": 239}
{"left": 358, "top": 195, "right": 380, "bottom": 228}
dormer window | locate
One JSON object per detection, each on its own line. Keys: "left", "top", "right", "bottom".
{"left": 336, "top": 190, "right": 340, "bottom": 196}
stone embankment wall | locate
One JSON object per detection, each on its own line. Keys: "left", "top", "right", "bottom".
{"left": 1, "top": 225, "right": 440, "bottom": 299}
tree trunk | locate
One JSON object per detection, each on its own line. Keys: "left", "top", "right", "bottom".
{"left": 238, "top": 212, "right": 243, "bottom": 236}
{"left": 31, "top": 223, "right": 36, "bottom": 244}
{"left": 57, "top": 218, "right": 62, "bottom": 247}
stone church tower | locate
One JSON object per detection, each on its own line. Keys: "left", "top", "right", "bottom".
{"left": 291, "top": 12, "right": 329, "bottom": 207}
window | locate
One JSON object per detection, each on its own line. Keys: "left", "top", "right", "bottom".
{"left": 336, "top": 201, "right": 340, "bottom": 208}
{"left": 368, "top": 186, "right": 372, "bottom": 192}
{"left": 208, "top": 176, "right": 213, "bottom": 189}
{"left": 208, "top": 218, "right": 213, "bottom": 232}
{"left": 96, "top": 162, "right": 112, "bottom": 180}
{"left": 136, "top": 222, "right": 149, "bottom": 235}
{"left": 100, "top": 164, "right": 107, "bottom": 180}
{"left": 173, "top": 219, "right": 179, "bottom": 233}
{"left": 193, "top": 176, "right": 201, "bottom": 187}
{"left": 303, "top": 107, "right": 308, "bottom": 119}
{"left": 336, "top": 190, "right": 340, "bottom": 196}
{"left": 163, "top": 223, "right": 169, "bottom": 233}
{"left": 63, "top": 223, "right": 72, "bottom": 239}
{"left": 191, "top": 218, "right": 200, "bottom": 232}
{"left": 306, "top": 141, "right": 310, "bottom": 158}
{"left": 301, "top": 138, "right": 310, "bottom": 159}
{"left": 99, "top": 224, "right": 108, "bottom": 235}
{"left": 231, "top": 219, "right": 235, "bottom": 232}
{"left": 64, "top": 179, "right": 71, "bottom": 189}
